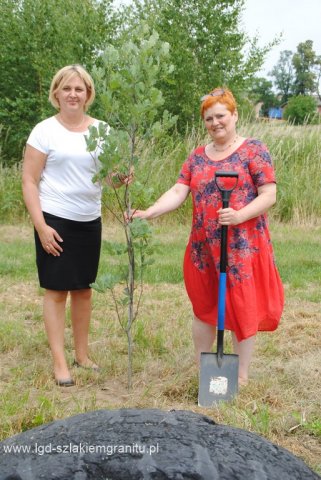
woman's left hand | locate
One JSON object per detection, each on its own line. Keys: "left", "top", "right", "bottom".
{"left": 107, "top": 166, "right": 134, "bottom": 188}
{"left": 117, "top": 169, "right": 134, "bottom": 185}
{"left": 217, "top": 207, "right": 242, "bottom": 226}
{"left": 217, "top": 183, "right": 276, "bottom": 226}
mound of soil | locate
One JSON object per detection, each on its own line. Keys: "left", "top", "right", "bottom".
{"left": 0, "top": 408, "right": 320, "bottom": 479}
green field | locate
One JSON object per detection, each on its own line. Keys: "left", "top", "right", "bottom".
{"left": 0, "top": 220, "right": 320, "bottom": 474}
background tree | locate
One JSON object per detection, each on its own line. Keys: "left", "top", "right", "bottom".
{"left": 270, "top": 50, "right": 295, "bottom": 103}
{"left": 292, "top": 40, "right": 319, "bottom": 95}
{"left": 0, "top": 0, "right": 279, "bottom": 163}
{"left": 0, "top": 0, "right": 117, "bottom": 163}
{"left": 120, "top": 0, "right": 276, "bottom": 130}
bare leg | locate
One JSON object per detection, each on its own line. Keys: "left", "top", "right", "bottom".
{"left": 192, "top": 315, "right": 216, "bottom": 366}
{"left": 43, "top": 289, "right": 70, "bottom": 380}
{"left": 231, "top": 332, "right": 256, "bottom": 385}
{"left": 70, "top": 289, "right": 98, "bottom": 368}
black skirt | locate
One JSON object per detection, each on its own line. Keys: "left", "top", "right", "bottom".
{"left": 34, "top": 212, "right": 102, "bottom": 291}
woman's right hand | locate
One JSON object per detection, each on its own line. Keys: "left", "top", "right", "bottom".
{"left": 125, "top": 183, "right": 190, "bottom": 223}
{"left": 37, "top": 225, "right": 63, "bottom": 256}
{"left": 124, "top": 208, "right": 150, "bottom": 222}
{"left": 131, "top": 209, "right": 150, "bottom": 219}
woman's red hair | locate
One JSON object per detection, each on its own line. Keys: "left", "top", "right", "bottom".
{"left": 200, "top": 87, "right": 237, "bottom": 118}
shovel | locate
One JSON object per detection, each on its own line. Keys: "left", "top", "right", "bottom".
{"left": 198, "top": 170, "right": 239, "bottom": 407}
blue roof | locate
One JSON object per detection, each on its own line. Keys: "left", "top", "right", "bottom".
{"left": 268, "top": 107, "right": 282, "bottom": 119}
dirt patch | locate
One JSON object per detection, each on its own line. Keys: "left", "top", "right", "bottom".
{"left": 0, "top": 224, "right": 33, "bottom": 242}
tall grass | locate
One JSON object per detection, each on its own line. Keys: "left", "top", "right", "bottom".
{"left": 1, "top": 122, "right": 321, "bottom": 224}
{"left": 240, "top": 121, "right": 321, "bottom": 224}
{"left": 0, "top": 162, "right": 27, "bottom": 223}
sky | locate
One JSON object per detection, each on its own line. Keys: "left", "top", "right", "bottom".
{"left": 241, "top": 0, "right": 321, "bottom": 77}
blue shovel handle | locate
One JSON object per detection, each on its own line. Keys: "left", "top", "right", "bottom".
{"left": 217, "top": 272, "right": 227, "bottom": 331}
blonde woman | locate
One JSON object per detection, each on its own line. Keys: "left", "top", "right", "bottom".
{"left": 22, "top": 65, "right": 129, "bottom": 386}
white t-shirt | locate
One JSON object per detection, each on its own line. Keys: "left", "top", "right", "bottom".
{"left": 27, "top": 116, "right": 107, "bottom": 221}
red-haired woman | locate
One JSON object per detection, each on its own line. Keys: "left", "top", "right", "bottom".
{"left": 131, "top": 87, "right": 284, "bottom": 386}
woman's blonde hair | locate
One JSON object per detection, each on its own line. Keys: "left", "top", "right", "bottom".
{"left": 200, "top": 87, "right": 237, "bottom": 118}
{"left": 48, "top": 64, "right": 95, "bottom": 111}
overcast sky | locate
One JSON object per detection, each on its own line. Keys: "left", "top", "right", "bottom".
{"left": 241, "top": 0, "right": 321, "bottom": 76}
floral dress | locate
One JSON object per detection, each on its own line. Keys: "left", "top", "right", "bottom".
{"left": 177, "top": 139, "right": 284, "bottom": 341}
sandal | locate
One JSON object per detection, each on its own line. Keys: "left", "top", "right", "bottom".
{"left": 72, "top": 360, "right": 100, "bottom": 372}
{"left": 55, "top": 378, "right": 75, "bottom": 387}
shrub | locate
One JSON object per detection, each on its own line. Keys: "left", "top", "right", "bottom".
{"left": 283, "top": 95, "right": 318, "bottom": 125}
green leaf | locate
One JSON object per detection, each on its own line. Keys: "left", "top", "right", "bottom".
{"left": 120, "top": 296, "right": 130, "bottom": 306}
{"left": 90, "top": 282, "right": 106, "bottom": 294}
{"left": 129, "top": 218, "right": 152, "bottom": 239}
{"left": 90, "top": 272, "right": 122, "bottom": 292}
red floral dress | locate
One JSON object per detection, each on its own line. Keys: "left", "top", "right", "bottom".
{"left": 177, "top": 139, "right": 284, "bottom": 341}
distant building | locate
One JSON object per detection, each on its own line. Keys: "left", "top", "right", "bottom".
{"left": 254, "top": 101, "right": 264, "bottom": 119}
{"left": 310, "top": 94, "right": 321, "bottom": 114}
{"left": 268, "top": 107, "right": 283, "bottom": 120}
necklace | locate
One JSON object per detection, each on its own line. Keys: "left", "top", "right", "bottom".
{"left": 213, "top": 135, "right": 239, "bottom": 152}
{"left": 57, "top": 114, "right": 87, "bottom": 131}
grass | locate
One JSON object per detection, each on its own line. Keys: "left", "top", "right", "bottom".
{"left": 0, "top": 163, "right": 27, "bottom": 224}
{"left": 1, "top": 121, "right": 321, "bottom": 225}
{"left": 271, "top": 223, "right": 321, "bottom": 302}
{"left": 0, "top": 221, "right": 320, "bottom": 475}
{"left": 239, "top": 121, "right": 321, "bottom": 224}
